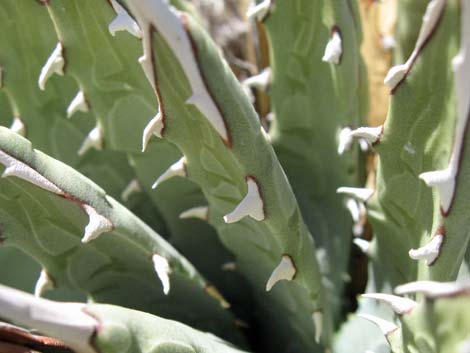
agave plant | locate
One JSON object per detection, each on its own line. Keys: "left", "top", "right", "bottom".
{"left": 0, "top": 0, "right": 469, "bottom": 352}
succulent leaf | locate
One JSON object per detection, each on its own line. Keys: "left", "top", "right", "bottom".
{"left": 0, "top": 127, "right": 244, "bottom": 344}
{"left": 114, "top": 0, "right": 326, "bottom": 350}
{"left": 0, "top": 284, "right": 250, "bottom": 353}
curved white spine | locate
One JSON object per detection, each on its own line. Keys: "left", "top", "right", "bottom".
{"left": 266, "top": 255, "right": 296, "bottom": 291}
{"left": 67, "top": 91, "right": 89, "bottom": 118}
{"left": 152, "top": 157, "right": 186, "bottom": 189}
{"left": 38, "top": 43, "right": 64, "bottom": 91}
{"left": 408, "top": 234, "right": 444, "bottom": 266}
{"left": 152, "top": 254, "right": 171, "bottom": 295}
{"left": 108, "top": 0, "right": 142, "bottom": 38}
{"left": 384, "top": 0, "right": 447, "bottom": 89}
{"left": 223, "top": 177, "right": 264, "bottom": 223}
{"left": 81, "top": 204, "right": 113, "bottom": 243}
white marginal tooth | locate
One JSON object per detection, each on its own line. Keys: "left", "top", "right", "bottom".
{"left": 353, "top": 222, "right": 365, "bottom": 237}
{"left": 78, "top": 126, "right": 103, "bottom": 156}
{"left": 223, "top": 177, "right": 265, "bottom": 223}
{"left": 346, "top": 198, "right": 367, "bottom": 236}
{"left": 138, "top": 54, "right": 155, "bottom": 91}
{"left": 34, "top": 270, "right": 55, "bottom": 298}
{"left": 358, "top": 314, "right": 398, "bottom": 336}
{"left": 221, "top": 262, "right": 237, "bottom": 271}
{"left": 246, "top": 0, "right": 271, "bottom": 20}
{"left": 384, "top": 64, "right": 408, "bottom": 89}
{"left": 337, "top": 187, "right": 374, "bottom": 202}
{"left": 394, "top": 280, "right": 469, "bottom": 298}
{"left": 415, "top": 0, "right": 447, "bottom": 50}
{"left": 418, "top": 0, "right": 470, "bottom": 215}
{"left": 266, "top": 112, "right": 275, "bottom": 123}
{"left": 266, "top": 255, "right": 296, "bottom": 291}
{"left": 353, "top": 238, "right": 371, "bottom": 254}
{"left": 358, "top": 138, "right": 370, "bottom": 152}
{"left": 348, "top": 126, "right": 383, "bottom": 145}
{"left": 152, "top": 254, "right": 171, "bottom": 295}
{"left": 67, "top": 91, "right": 89, "bottom": 118}
{"left": 408, "top": 234, "right": 444, "bottom": 266}
{"left": 152, "top": 157, "right": 186, "bottom": 189}
{"left": 242, "top": 83, "right": 255, "bottom": 103}
{"left": 419, "top": 169, "right": 454, "bottom": 214}
{"left": 142, "top": 112, "right": 163, "bottom": 152}
{"left": 242, "top": 68, "right": 271, "bottom": 91}
{"left": 362, "top": 293, "right": 417, "bottom": 314}
{"left": 261, "top": 126, "right": 271, "bottom": 143}
{"left": 312, "top": 311, "right": 323, "bottom": 343}
{"left": 205, "top": 285, "right": 230, "bottom": 309}
{"left": 233, "top": 319, "right": 250, "bottom": 328}
{"left": 81, "top": 204, "right": 113, "bottom": 243}
{"left": 383, "top": 0, "right": 447, "bottom": 90}
{"left": 185, "top": 94, "right": 229, "bottom": 144}
{"left": 9, "top": 117, "right": 26, "bottom": 137}
{"left": 120, "top": 178, "right": 142, "bottom": 202}
{"left": 108, "top": 0, "right": 142, "bottom": 38}
{"left": 126, "top": 1, "right": 230, "bottom": 145}
{"left": 322, "top": 29, "right": 343, "bottom": 65}
{"left": 381, "top": 35, "right": 396, "bottom": 51}
{"left": 38, "top": 42, "right": 64, "bottom": 91}
{"left": 0, "top": 284, "right": 98, "bottom": 353}
{"left": 179, "top": 206, "right": 209, "bottom": 221}
{"left": 0, "top": 150, "right": 64, "bottom": 195}
{"left": 338, "top": 127, "right": 353, "bottom": 155}
{"left": 185, "top": 95, "right": 199, "bottom": 106}
{"left": 345, "top": 198, "right": 361, "bottom": 222}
